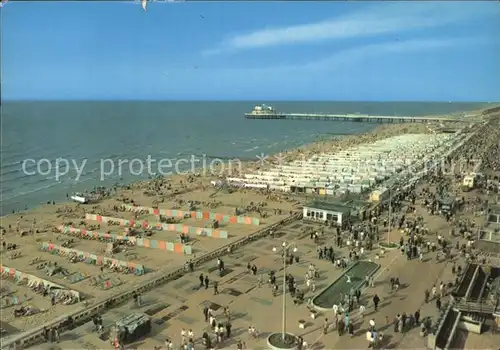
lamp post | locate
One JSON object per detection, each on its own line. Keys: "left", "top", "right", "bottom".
{"left": 272, "top": 241, "right": 298, "bottom": 342}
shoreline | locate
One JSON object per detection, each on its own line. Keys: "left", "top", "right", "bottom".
{"left": 0, "top": 130, "right": 357, "bottom": 218}
{"left": 1, "top": 128, "right": 374, "bottom": 217}
{"left": 2, "top": 103, "right": 491, "bottom": 215}
{"left": 4, "top": 110, "right": 485, "bottom": 219}
{"left": 2, "top": 105, "right": 488, "bottom": 226}
{"left": 1, "top": 121, "right": 428, "bottom": 219}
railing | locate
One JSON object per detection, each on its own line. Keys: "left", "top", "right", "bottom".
{"left": 0, "top": 213, "right": 303, "bottom": 350}
{"left": 430, "top": 302, "right": 456, "bottom": 349}
{"left": 452, "top": 263, "right": 478, "bottom": 298}
{"left": 444, "top": 310, "right": 462, "bottom": 350}
{"left": 464, "top": 265, "right": 480, "bottom": 300}
{"left": 454, "top": 300, "right": 497, "bottom": 314}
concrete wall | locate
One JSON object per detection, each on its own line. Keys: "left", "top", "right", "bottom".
{"left": 458, "top": 320, "right": 482, "bottom": 334}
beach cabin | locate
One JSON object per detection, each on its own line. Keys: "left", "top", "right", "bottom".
{"left": 303, "top": 200, "right": 352, "bottom": 226}
{"left": 290, "top": 185, "right": 306, "bottom": 194}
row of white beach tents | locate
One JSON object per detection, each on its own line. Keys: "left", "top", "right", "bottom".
{"left": 224, "top": 134, "right": 455, "bottom": 194}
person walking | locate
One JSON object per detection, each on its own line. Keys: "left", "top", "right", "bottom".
{"left": 373, "top": 294, "right": 380, "bottom": 311}
{"left": 359, "top": 304, "right": 366, "bottom": 319}
{"left": 323, "top": 318, "right": 329, "bottom": 334}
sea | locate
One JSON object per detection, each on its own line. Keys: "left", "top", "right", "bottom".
{"left": 0, "top": 101, "right": 491, "bottom": 215}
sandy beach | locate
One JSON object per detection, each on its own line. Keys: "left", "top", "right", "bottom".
{"left": 0, "top": 117, "right": 479, "bottom": 333}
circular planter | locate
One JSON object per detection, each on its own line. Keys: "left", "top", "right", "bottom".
{"left": 267, "top": 332, "right": 298, "bottom": 350}
{"left": 378, "top": 242, "right": 399, "bottom": 250}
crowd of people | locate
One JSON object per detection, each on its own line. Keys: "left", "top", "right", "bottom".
{"left": 149, "top": 115, "right": 500, "bottom": 349}
{"left": 32, "top": 112, "right": 500, "bottom": 350}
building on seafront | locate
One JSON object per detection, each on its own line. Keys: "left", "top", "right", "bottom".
{"left": 302, "top": 200, "right": 352, "bottom": 226}
{"left": 302, "top": 199, "right": 373, "bottom": 227}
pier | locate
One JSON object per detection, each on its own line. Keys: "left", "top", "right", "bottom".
{"left": 244, "top": 112, "right": 466, "bottom": 123}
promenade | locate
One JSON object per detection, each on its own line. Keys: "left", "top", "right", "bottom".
{"left": 34, "top": 220, "right": 452, "bottom": 350}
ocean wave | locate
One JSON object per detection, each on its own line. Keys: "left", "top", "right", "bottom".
{"left": 104, "top": 154, "right": 123, "bottom": 160}
{"left": 1, "top": 169, "right": 58, "bottom": 185}
{"left": 65, "top": 176, "right": 94, "bottom": 185}
{"left": 81, "top": 167, "right": 100, "bottom": 176}
{"left": 1, "top": 166, "right": 99, "bottom": 188}
{"left": 0, "top": 166, "right": 22, "bottom": 177}
{"left": 1, "top": 187, "right": 15, "bottom": 195}
{"left": 1, "top": 171, "right": 38, "bottom": 185}
{"left": 2, "top": 157, "right": 77, "bottom": 172}
{"left": 0, "top": 159, "right": 21, "bottom": 168}
{"left": 1, "top": 149, "right": 77, "bottom": 165}
{"left": 2, "top": 174, "right": 95, "bottom": 201}
{"left": 1, "top": 157, "right": 96, "bottom": 181}
{"left": 244, "top": 146, "right": 259, "bottom": 152}
{"left": 1, "top": 182, "right": 60, "bottom": 201}
{"left": 21, "top": 176, "right": 62, "bottom": 187}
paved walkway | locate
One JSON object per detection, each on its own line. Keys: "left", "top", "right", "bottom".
{"left": 34, "top": 218, "right": 461, "bottom": 350}
{"left": 316, "top": 253, "right": 452, "bottom": 349}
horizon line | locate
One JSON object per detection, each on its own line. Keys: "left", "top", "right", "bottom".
{"left": 2, "top": 99, "right": 498, "bottom": 104}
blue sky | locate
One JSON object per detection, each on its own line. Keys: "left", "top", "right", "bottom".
{"left": 2, "top": 1, "right": 500, "bottom": 101}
